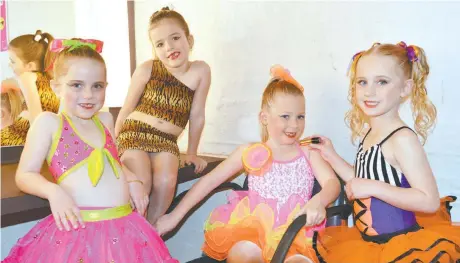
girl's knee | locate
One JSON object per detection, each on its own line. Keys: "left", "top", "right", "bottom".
{"left": 153, "top": 173, "right": 177, "bottom": 191}
{"left": 228, "top": 241, "right": 263, "bottom": 263}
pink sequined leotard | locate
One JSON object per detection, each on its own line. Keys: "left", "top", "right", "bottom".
{"left": 47, "top": 113, "right": 121, "bottom": 186}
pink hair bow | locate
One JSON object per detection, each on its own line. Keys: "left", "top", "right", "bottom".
{"left": 270, "top": 64, "right": 304, "bottom": 92}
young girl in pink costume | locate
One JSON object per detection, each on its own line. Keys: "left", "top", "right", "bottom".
{"left": 2, "top": 39, "right": 178, "bottom": 263}
{"left": 156, "top": 65, "right": 341, "bottom": 263}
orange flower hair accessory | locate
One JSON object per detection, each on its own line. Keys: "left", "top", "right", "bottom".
{"left": 270, "top": 64, "right": 304, "bottom": 92}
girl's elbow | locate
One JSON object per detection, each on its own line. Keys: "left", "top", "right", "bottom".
{"left": 419, "top": 195, "right": 440, "bottom": 213}
{"left": 190, "top": 115, "right": 205, "bottom": 127}
{"left": 425, "top": 198, "right": 440, "bottom": 213}
{"left": 15, "top": 174, "right": 25, "bottom": 191}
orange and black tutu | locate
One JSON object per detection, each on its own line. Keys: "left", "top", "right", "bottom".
{"left": 313, "top": 196, "right": 460, "bottom": 263}
{"left": 202, "top": 191, "right": 326, "bottom": 262}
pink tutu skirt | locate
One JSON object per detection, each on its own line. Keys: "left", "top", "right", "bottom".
{"left": 2, "top": 206, "right": 178, "bottom": 263}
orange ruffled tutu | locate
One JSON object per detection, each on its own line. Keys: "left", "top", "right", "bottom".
{"left": 313, "top": 196, "right": 460, "bottom": 263}
{"left": 203, "top": 190, "right": 326, "bottom": 262}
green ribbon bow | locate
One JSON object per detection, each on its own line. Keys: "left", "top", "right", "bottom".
{"left": 62, "top": 39, "right": 97, "bottom": 52}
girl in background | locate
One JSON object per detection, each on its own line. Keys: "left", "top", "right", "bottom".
{"left": 1, "top": 30, "right": 60, "bottom": 145}
{"left": 115, "top": 7, "right": 211, "bottom": 224}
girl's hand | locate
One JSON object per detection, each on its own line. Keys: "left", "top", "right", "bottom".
{"left": 48, "top": 185, "right": 84, "bottom": 231}
{"left": 302, "top": 135, "right": 338, "bottom": 162}
{"left": 184, "top": 154, "right": 208, "bottom": 174}
{"left": 128, "top": 180, "right": 149, "bottom": 217}
{"left": 345, "top": 178, "right": 374, "bottom": 200}
{"left": 301, "top": 197, "right": 326, "bottom": 226}
{"left": 155, "top": 213, "right": 181, "bottom": 236}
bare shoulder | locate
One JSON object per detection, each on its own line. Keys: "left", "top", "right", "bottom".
{"left": 97, "top": 111, "right": 114, "bottom": 128}
{"left": 238, "top": 142, "right": 253, "bottom": 152}
{"left": 133, "top": 60, "right": 154, "bottom": 80}
{"left": 227, "top": 143, "right": 253, "bottom": 164}
{"left": 391, "top": 128, "right": 420, "bottom": 145}
{"left": 388, "top": 128, "right": 423, "bottom": 155}
{"left": 138, "top": 59, "right": 154, "bottom": 70}
{"left": 32, "top": 111, "right": 59, "bottom": 133}
{"left": 191, "top": 60, "right": 211, "bottom": 75}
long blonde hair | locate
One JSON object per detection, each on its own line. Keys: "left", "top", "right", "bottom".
{"left": 1, "top": 79, "right": 23, "bottom": 120}
{"left": 345, "top": 42, "right": 436, "bottom": 145}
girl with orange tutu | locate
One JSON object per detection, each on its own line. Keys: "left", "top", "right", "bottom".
{"left": 305, "top": 42, "right": 460, "bottom": 263}
{"left": 2, "top": 39, "right": 177, "bottom": 263}
{"left": 156, "top": 65, "right": 341, "bottom": 263}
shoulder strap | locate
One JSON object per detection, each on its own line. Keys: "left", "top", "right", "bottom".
{"left": 379, "top": 126, "right": 414, "bottom": 146}
{"left": 360, "top": 128, "right": 372, "bottom": 146}
{"left": 92, "top": 115, "right": 109, "bottom": 143}
{"left": 46, "top": 114, "right": 65, "bottom": 162}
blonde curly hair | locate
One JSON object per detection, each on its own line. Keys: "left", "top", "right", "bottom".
{"left": 345, "top": 42, "right": 437, "bottom": 145}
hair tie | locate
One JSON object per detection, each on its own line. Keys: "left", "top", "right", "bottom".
{"left": 49, "top": 39, "right": 104, "bottom": 53}
{"left": 397, "top": 41, "right": 418, "bottom": 62}
{"left": 346, "top": 51, "right": 364, "bottom": 74}
{"left": 270, "top": 64, "right": 304, "bottom": 92}
{"left": 34, "top": 34, "right": 42, "bottom": 42}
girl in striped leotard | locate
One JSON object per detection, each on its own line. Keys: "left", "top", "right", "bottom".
{"left": 305, "top": 42, "right": 460, "bottom": 263}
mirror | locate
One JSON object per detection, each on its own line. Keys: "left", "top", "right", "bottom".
{"left": 0, "top": 0, "right": 75, "bottom": 147}
{"left": 0, "top": 0, "right": 130, "bottom": 148}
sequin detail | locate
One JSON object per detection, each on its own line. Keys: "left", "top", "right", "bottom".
{"left": 248, "top": 154, "right": 314, "bottom": 211}
{"left": 48, "top": 114, "right": 121, "bottom": 184}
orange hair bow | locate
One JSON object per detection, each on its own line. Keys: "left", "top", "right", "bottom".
{"left": 270, "top": 64, "right": 304, "bottom": 92}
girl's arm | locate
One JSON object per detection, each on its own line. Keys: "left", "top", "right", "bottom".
{"left": 18, "top": 72, "right": 42, "bottom": 124}
{"left": 325, "top": 151, "right": 355, "bottom": 183}
{"left": 306, "top": 148, "right": 341, "bottom": 207}
{"left": 307, "top": 135, "right": 355, "bottom": 182}
{"left": 114, "top": 60, "right": 152, "bottom": 136}
{"left": 171, "top": 144, "right": 246, "bottom": 220}
{"left": 186, "top": 61, "right": 211, "bottom": 156}
{"left": 100, "top": 111, "right": 141, "bottom": 181}
{"left": 16, "top": 112, "right": 84, "bottom": 230}
{"left": 15, "top": 112, "right": 57, "bottom": 198}
{"left": 99, "top": 111, "right": 148, "bottom": 213}
{"left": 365, "top": 130, "right": 440, "bottom": 213}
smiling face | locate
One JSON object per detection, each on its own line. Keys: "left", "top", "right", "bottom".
{"left": 149, "top": 18, "right": 193, "bottom": 68}
{"left": 52, "top": 58, "right": 107, "bottom": 119}
{"left": 354, "top": 53, "right": 412, "bottom": 119}
{"left": 261, "top": 92, "right": 306, "bottom": 146}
